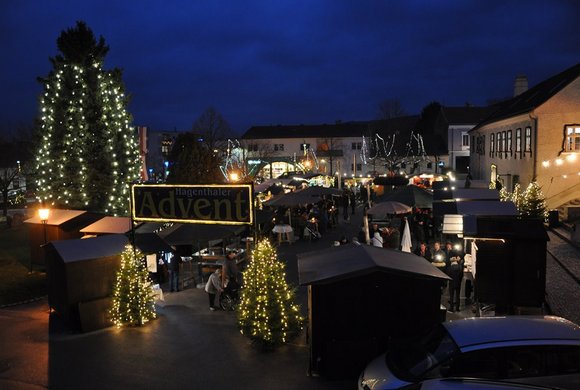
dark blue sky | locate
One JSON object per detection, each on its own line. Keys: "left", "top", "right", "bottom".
{"left": 1, "top": 1, "right": 579, "bottom": 136}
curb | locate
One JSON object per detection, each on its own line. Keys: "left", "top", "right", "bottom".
{"left": 0, "top": 295, "right": 47, "bottom": 309}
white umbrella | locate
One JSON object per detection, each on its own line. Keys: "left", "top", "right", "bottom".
{"left": 367, "top": 201, "right": 412, "bottom": 216}
{"left": 401, "top": 218, "right": 412, "bottom": 253}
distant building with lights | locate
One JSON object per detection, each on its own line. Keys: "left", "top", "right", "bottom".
{"left": 469, "top": 62, "right": 580, "bottom": 215}
{"left": 140, "top": 127, "right": 189, "bottom": 182}
{"left": 241, "top": 107, "right": 488, "bottom": 182}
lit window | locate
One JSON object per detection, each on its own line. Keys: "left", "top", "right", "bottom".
{"left": 566, "top": 126, "right": 580, "bottom": 152}
{"left": 497, "top": 132, "right": 502, "bottom": 158}
{"left": 506, "top": 130, "right": 512, "bottom": 156}
{"left": 525, "top": 127, "right": 532, "bottom": 153}
{"left": 515, "top": 128, "right": 522, "bottom": 156}
{"left": 490, "top": 133, "right": 495, "bottom": 157}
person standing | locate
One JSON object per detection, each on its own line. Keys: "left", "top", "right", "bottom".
{"left": 168, "top": 252, "right": 182, "bottom": 292}
{"left": 414, "top": 241, "right": 432, "bottom": 262}
{"left": 205, "top": 268, "right": 223, "bottom": 311}
{"left": 446, "top": 243, "right": 464, "bottom": 312}
{"left": 350, "top": 190, "right": 356, "bottom": 215}
{"left": 342, "top": 190, "right": 350, "bottom": 222}
{"left": 222, "top": 250, "right": 242, "bottom": 299}
{"left": 431, "top": 241, "right": 447, "bottom": 272}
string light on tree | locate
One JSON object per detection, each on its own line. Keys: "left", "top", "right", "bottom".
{"left": 35, "top": 21, "right": 141, "bottom": 215}
{"left": 238, "top": 239, "right": 303, "bottom": 349}
{"left": 109, "top": 244, "right": 157, "bottom": 327}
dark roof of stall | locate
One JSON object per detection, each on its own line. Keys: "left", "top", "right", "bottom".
{"left": 48, "top": 234, "right": 129, "bottom": 263}
{"left": 298, "top": 244, "right": 450, "bottom": 286}
{"left": 475, "top": 216, "right": 549, "bottom": 240}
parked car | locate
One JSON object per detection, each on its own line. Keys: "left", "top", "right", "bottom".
{"left": 358, "top": 316, "right": 580, "bottom": 390}
{"left": 405, "top": 377, "right": 570, "bottom": 389}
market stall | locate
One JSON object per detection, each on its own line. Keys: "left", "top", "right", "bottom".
{"left": 298, "top": 244, "right": 450, "bottom": 379}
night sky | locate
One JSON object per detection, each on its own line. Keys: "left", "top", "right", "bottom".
{"left": 1, "top": 1, "right": 579, "bottom": 136}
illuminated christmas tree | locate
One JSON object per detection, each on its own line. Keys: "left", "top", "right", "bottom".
{"left": 35, "top": 21, "right": 141, "bottom": 215}
{"left": 521, "top": 181, "right": 548, "bottom": 219}
{"left": 238, "top": 239, "right": 303, "bottom": 349}
{"left": 510, "top": 183, "right": 525, "bottom": 213}
{"left": 110, "top": 244, "right": 156, "bottom": 327}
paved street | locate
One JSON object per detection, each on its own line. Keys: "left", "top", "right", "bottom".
{"left": 1, "top": 208, "right": 579, "bottom": 389}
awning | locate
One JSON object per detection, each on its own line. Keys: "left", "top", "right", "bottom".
{"left": 80, "top": 216, "right": 133, "bottom": 234}
{"left": 434, "top": 200, "right": 517, "bottom": 217}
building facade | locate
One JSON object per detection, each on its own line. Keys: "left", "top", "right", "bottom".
{"left": 469, "top": 63, "right": 580, "bottom": 211}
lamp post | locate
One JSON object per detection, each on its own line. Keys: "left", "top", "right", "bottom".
{"left": 37, "top": 207, "right": 50, "bottom": 273}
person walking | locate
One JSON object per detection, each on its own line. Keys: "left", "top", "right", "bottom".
{"left": 168, "top": 251, "right": 182, "bottom": 292}
{"left": 222, "top": 250, "right": 242, "bottom": 299}
{"left": 205, "top": 268, "right": 223, "bottom": 311}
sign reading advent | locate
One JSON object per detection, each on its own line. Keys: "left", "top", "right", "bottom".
{"left": 132, "top": 184, "right": 253, "bottom": 225}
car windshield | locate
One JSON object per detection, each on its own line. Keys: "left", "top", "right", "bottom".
{"left": 386, "top": 324, "right": 459, "bottom": 381}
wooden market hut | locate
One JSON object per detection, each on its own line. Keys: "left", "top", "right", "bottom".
{"left": 45, "top": 234, "right": 129, "bottom": 332}
{"left": 25, "top": 209, "right": 103, "bottom": 268}
{"left": 297, "top": 244, "right": 450, "bottom": 379}
{"left": 467, "top": 216, "right": 549, "bottom": 313}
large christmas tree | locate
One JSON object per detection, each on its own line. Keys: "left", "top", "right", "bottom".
{"left": 110, "top": 244, "right": 156, "bottom": 327}
{"left": 238, "top": 239, "right": 303, "bottom": 349}
{"left": 35, "top": 21, "right": 141, "bottom": 215}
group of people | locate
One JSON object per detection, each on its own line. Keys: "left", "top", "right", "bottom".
{"left": 415, "top": 240, "right": 472, "bottom": 312}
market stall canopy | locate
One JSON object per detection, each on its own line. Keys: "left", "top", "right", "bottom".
{"left": 80, "top": 216, "right": 134, "bottom": 235}
{"left": 434, "top": 188, "right": 500, "bottom": 201}
{"left": 48, "top": 234, "right": 128, "bottom": 263}
{"left": 25, "top": 209, "right": 95, "bottom": 227}
{"left": 378, "top": 185, "right": 433, "bottom": 208}
{"left": 263, "top": 189, "right": 319, "bottom": 207}
{"left": 367, "top": 201, "right": 412, "bottom": 216}
{"left": 255, "top": 209, "right": 274, "bottom": 224}
{"left": 157, "top": 223, "right": 246, "bottom": 246}
{"left": 298, "top": 244, "right": 450, "bottom": 286}
{"left": 434, "top": 200, "right": 517, "bottom": 217}
{"left": 131, "top": 232, "right": 174, "bottom": 254}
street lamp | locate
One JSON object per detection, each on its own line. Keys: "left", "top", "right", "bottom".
{"left": 37, "top": 207, "right": 50, "bottom": 273}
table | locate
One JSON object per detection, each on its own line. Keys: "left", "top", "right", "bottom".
{"left": 272, "top": 224, "right": 293, "bottom": 244}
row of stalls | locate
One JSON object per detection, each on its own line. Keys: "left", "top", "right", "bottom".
{"left": 24, "top": 210, "right": 254, "bottom": 332}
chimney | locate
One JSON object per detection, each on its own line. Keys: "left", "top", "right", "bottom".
{"left": 513, "top": 74, "right": 528, "bottom": 97}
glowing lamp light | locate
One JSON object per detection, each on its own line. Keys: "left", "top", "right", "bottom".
{"left": 566, "top": 154, "right": 577, "bottom": 162}
{"left": 38, "top": 208, "right": 50, "bottom": 222}
{"left": 542, "top": 161, "right": 550, "bottom": 168}
{"left": 562, "top": 174, "right": 568, "bottom": 179}
{"left": 453, "top": 243, "right": 461, "bottom": 251}
{"left": 229, "top": 172, "right": 239, "bottom": 182}
{"left": 435, "top": 254, "right": 442, "bottom": 261}
{"left": 555, "top": 158, "right": 564, "bottom": 166}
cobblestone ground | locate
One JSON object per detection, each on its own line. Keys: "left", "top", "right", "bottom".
{"left": 545, "top": 231, "right": 580, "bottom": 325}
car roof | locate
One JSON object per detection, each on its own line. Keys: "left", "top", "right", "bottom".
{"left": 444, "top": 316, "right": 580, "bottom": 348}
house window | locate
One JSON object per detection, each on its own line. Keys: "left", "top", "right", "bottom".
{"left": 351, "top": 142, "right": 362, "bottom": 150}
{"left": 350, "top": 163, "right": 362, "bottom": 171}
{"left": 482, "top": 135, "right": 485, "bottom": 155}
{"left": 524, "top": 127, "right": 532, "bottom": 154}
{"left": 248, "top": 144, "right": 259, "bottom": 152}
{"left": 462, "top": 134, "right": 469, "bottom": 147}
{"left": 274, "top": 143, "right": 284, "bottom": 152}
{"left": 471, "top": 136, "right": 476, "bottom": 153}
{"left": 502, "top": 131, "right": 507, "bottom": 158}
{"left": 427, "top": 162, "right": 433, "bottom": 169}
{"left": 497, "top": 132, "right": 502, "bottom": 158}
{"left": 566, "top": 126, "right": 580, "bottom": 152}
{"left": 515, "top": 128, "right": 522, "bottom": 157}
{"left": 506, "top": 130, "right": 512, "bottom": 156}
{"left": 490, "top": 133, "right": 495, "bottom": 157}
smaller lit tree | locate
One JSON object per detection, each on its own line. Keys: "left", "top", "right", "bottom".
{"left": 110, "top": 244, "right": 156, "bottom": 327}
{"left": 238, "top": 239, "right": 303, "bottom": 349}
{"left": 510, "top": 183, "right": 525, "bottom": 212}
{"left": 520, "top": 181, "right": 548, "bottom": 219}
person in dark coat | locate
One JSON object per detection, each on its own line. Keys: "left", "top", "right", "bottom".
{"left": 168, "top": 252, "right": 182, "bottom": 292}
{"left": 349, "top": 190, "right": 356, "bottom": 215}
{"left": 446, "top": 242, "right": 464, "bottom": 312}
{"left": 414, "top": 241, "right": 432, "bottom": 262}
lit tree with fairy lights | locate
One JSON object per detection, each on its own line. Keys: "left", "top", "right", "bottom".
{"left": 35, "top": 21, "right": 141, "bottom": 215}
{"left": 520, "top": 181, "right": 548, "bottom": 220}
{"left": 110, "top": 244, "right": 156, "bottom": 327}
{"left": 238, "top": 239, "right": 303, "bottom": 349}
